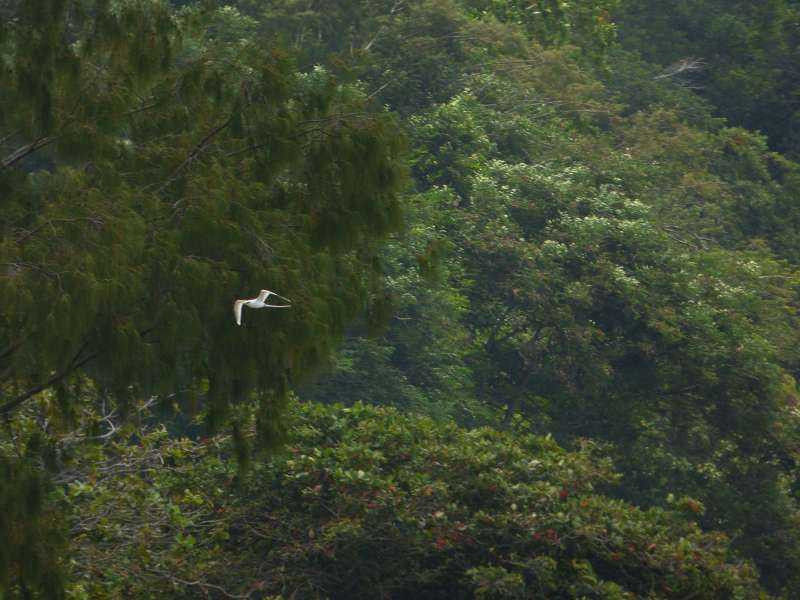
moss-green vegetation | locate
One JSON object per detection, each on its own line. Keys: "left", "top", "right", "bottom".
{"left": 2, "top": 0, "right": 800, "bottom": 597}
{"left": 64, "top": 402, "right": 768, "bottom": 599}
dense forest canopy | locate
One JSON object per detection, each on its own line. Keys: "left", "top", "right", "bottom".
{"left": 2, "top": 0, "right": 800, "bottom": 598}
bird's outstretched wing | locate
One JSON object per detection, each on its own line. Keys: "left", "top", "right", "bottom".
{"left": 259, "top": 289, "right": 291, "bottom": 304}
{"left": 233, "top": 299, "right": 246, "bottom": 325}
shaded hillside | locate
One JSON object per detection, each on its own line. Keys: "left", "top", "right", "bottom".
{"left": 2, "top": 1, "right": 800, "bottom": 597}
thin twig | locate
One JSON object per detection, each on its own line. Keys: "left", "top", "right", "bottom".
{"left": 147, "top": 569, "right": 252, "bottom": 599}
{"left": 0, "top": 129, "right": 20, "bottom": 145}
{"left": 367, "top": 81, "right": 391, "bottom": 99}
{"left": 14, "top": 217, "right": 105, "bottom": 245}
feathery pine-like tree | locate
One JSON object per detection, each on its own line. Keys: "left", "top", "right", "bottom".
{"left": 0, "top": 0, "right": 405, "bottom": 595}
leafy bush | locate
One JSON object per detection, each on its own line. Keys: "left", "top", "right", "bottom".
{"left": 65, "top": 402, "right": 768, "bottom": 599}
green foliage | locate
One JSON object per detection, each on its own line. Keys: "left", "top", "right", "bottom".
{"left": 4, "top": 0, "right": 800, "bottom": 597}
{"left": 615, "top": 0, "right": 800, "bottom": 158}
{"left": 399, "top": 74, "right": 800, "bottom": 593}
{"left": 301, "top": 188, "right": 485, "bottom": 423}
{"left": 1, "top": 0, "right": 405, "bottom": 594}
{"left": 0, "top": 455, "right": 64, "bottom": 599}
{"left": 461, "top": 0, "right": 621, "bottom": 58}
{"left": 269, "top": 4, "right": 800, "bottom": 589}
{"left": 63, "top": 402, "right": 769, "bottom": 599}
{"left": 1, "top": 0, "right": 405, "bottom": 429}
{"left": 239, "top": 0, "right": 562, "bottom": 115}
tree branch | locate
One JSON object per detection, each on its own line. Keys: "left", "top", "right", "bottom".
{"left": 156, "top": 116, "right": 233, "bottom": 193}
{"left": 0, "top": 343, "right": 97, "bottom": 416}
{"left": 654, "top": 58, "right": 705, "bottom": 81}
{"left": 1, "top": 136, "right": 59, "bottom": 170}
{"left": 226, "top": 139, "right": 271, "bottom": 158}
{"left": 147, "top": 569, "right": 252, "bottom": 599}
{"left": 13, "top": 217, "right": 105, "bottom": 245}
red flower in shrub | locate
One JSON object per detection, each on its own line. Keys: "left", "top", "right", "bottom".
{"left": 559, "top": 487, "right": 569, "bottom": 500}
{"left": 684, "top": 500, "right": 702, "bottom": 514}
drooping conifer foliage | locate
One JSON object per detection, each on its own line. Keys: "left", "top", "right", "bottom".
{"left": 1, "top": 0, "right": 405, "bottom": 420}
{"left": 1, "top": 0, "right": 404, "bottom": 594}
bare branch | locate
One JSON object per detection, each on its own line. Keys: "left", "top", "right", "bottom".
{"left": 654, "top": 58, "right": 705, "bottom": 81}
{"left": 367, "top": 81, "right": 391, "bottom": 99}
{"left": 297, "top": 112, "right": 370, "bottom": 126}
{"left": 1, "top": 136, "right": 59, "bottom": 170}
{"left": 147, "top": 569, "right": 253, "bottom": 599}
{"left": 0, "top": 343, "right": 97, "bottom": 416}
{"left": 1, "top": 261, "right": 61, "bottom": 281}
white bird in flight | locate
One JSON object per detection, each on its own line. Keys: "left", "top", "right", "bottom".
{"left": 234, "top": 289, "right": 292, "bottom": 325}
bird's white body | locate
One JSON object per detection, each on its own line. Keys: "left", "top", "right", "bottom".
{"left": 234, "top": 289, "right": 291, "bottom": 325}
